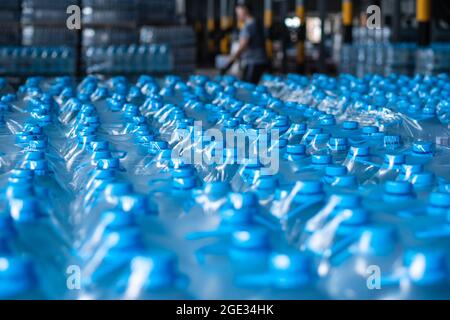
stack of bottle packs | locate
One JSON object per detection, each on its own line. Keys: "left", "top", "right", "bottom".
{"left": 0, "top": 72, "right": 450, "bottom": 299}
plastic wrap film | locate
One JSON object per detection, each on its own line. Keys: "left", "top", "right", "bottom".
{"left": 0, "top": 73, "right": 449, "bottom": 300}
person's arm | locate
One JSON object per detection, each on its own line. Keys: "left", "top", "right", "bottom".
{"left": 227, "top": 36, "right": 249, "bottom": 66}
{"left": 220, "top": 26, "right": 250, "bottom": 74}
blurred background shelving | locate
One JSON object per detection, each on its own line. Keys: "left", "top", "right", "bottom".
{"left": 0, "top": 0, "right": 448, "bottom": 78}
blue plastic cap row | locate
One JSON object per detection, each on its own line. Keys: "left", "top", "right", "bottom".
{"left": 0, "top": 256, "right": 36, "bottom": 298}
{"left": 231, "top": 227, "right": 270, "bottom": 250}
{"left": 8, "top": 197, "right": 44, "bottom": 222}
{"left": 203, "top": 182, "right": 230, "bottom": 200}
{"left": 356, "top": 224, "right": 398, "bottom": 256}
{"left": 403, "top": 249, "right": 448, "bottom": 285}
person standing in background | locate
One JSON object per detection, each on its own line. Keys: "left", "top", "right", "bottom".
{"left": 220, "top": 0, "right": 268, "bottom": 84}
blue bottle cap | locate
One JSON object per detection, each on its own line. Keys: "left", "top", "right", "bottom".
{"left": 0, "top": 102, "right": 9, "bottom": 113}
{"left": 204, "top": 182, "right": 230, "bottom": 200}
{"left": 333, "top": 175, "right": 357, "bottom": 188}
{"left": 25, "top": 151, "right": 45, "bottom": 161}
{"left": 127, "top": 85, "right": 142, "bottom": 99}
{"left": 67, "top": 98, "right": 82, "bottom": 111}
{"left": 404, "top": 249, "right": 447, "bottom": 285}
{"left": 90, "top": 140, "right": 109, "bottom": 151}
{"left": 0, "top": 93, "right": 16, "bottom": 103}
{"left": 356, "top": 224, "right": 398, "bottom": 256}
{"left": 128, "top": 116, "right": 146, "bottom": 125}
{"left": 77, "top": 126, "right": 97, "bottom": 136}
{"left": 311, "top": 154, "right": 332, "bottom": 165}
{"left": 223, "top": 118, "right": 239, "bottom": 128}
{"left": 155, "top": 149, "right": 172, "bottom": 162}
{"left": 105, "top": 228, "right": 145, "bottom": 252}
{"left": 119, "top": 194, "right": 157, "bottom": 215}
{"left": 0, "top": 214, "right": 15, "bottom": 237}
{"left": 106, "top": 98, "right": 124, "bottom": 111}
{"left": 348, "top": 146, "right": 370, "bottom": 157}
{"left": 104, "top": 182, "right": 133, "bottom": 198}
{"left": 229, "top": 192, "right": 258, "bottom": 209}
{"left": 410, "top": 172, "right": 434, "bottom": 187}
{"left": 10, "top": 168, "right": 34, "bottom": 181}
{"left": 96, "top": 157, "right": 120, "bottom": 170}
{"left": 135, "top": 135, "right": 154, "bottom": 144}
{"left": 231, "top": 227, "right": 270, "bottom": 249}
{"left": 28, "top": 139, "right": 47, "bottom": 150}
{"left": 134, "top": 125, "right": 150, "bottom": 135}
{"left": 8, "top": 197, "right": 43, "bottom": 222}
{"left": 101, "top": 210, "right": 136, "bottom": 231}
{"left": 238, "top": 123, "right": 252, "bottom": 131}
{"left": 15, "top": 132, "right": 32, "bottom": 144}
{"left": 77, "top": 92, "right": 92, "bottom": 104}
{"left": 342, "top": 121, "right": 358, "bottom": 130}
{"left": 171, "top": 167, "right": 195, "bottom": 179}
{"left": 273, "top": 116, "right": 289, "bottom": 127}
{"left": 438, "top": 183, "right": 450, "bottom": 193}
{"left": 332, "top": 193, "right": 362, "bottom": 208}
{"left": 298, "top": 180, "right": 323, "bottom": 194}
{"left": 325, "top": 165, "right": 348, "bottom": 177}
{"left": 313, "top": 133, "right": 331, "bottom": 142}
{"left": 0, "top": 256, "right": 36, "bottom": 298}
{"left": 23, "top": 159, "right": 48, "bottom": 173}
{"left": 79, "top": 103, "right": 95, "bottom": 115}
{"left": 173, "top": 176, "right": 196, "bottom": 190}
{"left": 340, "top": 207, "right": 370, "bottom": 226}
{"left": 406, "top": 103, "right": 421, "bottom": 114}
{"left": 78, "top": 134, "right": 97, "bottom": 145}
{"left": 422, "top": 107, "right": 435, "bottom": 115}
{"left": 384, "top": 180, "right": 413, "bottom": 195}
{"left": 84, "top": 116, "right": 100, "bottom": 125}
{"left": 412, "top": 140, "right": 434, "bottom": 155}
{"left": 148, "top": 141, "right": 169, "bottom": 154}
{"left": 277, "top": 138, "right": 288, "bottom": 149}
{"left": 384, "top": 153, "right": 405, "bottom": 166}
{"left": 92, "top": 151, "right": 113, "bottom": 161}
{"left": 306, "top": 127, "right": 323, "bottom": 136}
{"left": 6, "top": 182, "right": 35, "bottom": 199}
{"left": 220, "top": 208, "right": 253, "bottom": 226}
{"left": 268, "top": 252, "right": 312, "bottom": 288}
{"left": 291, "top": 123, "right": 307, "bottom": 134}
{"left": 91, "top": 168, "right": 116, "bottom": 180}
{"left": 255, "top": 176, "right": 278, "bottom": 190}
{"left": 328, "top": 137, "right": 349, "bottom": 151}
{"left": 319, "top": 116, "right": 336, "bottom": 126}
{"left": 138, "top": 250, "right": 182, "bottom": 289}
{"left": 429, "top": 192, "right": 450, "bottom": 208}
{"left": 91, "top": 87, "right": 109, "bottom": 100}
{"left": 361, "top": 125, "right": 379, "bottom": 134}
{"left": 401, "top": 163, "right": 424, "bottom": 174}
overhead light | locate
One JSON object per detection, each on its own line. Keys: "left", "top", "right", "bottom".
{"left": 284, "top": 16, "right": 301, "bottom": 29}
